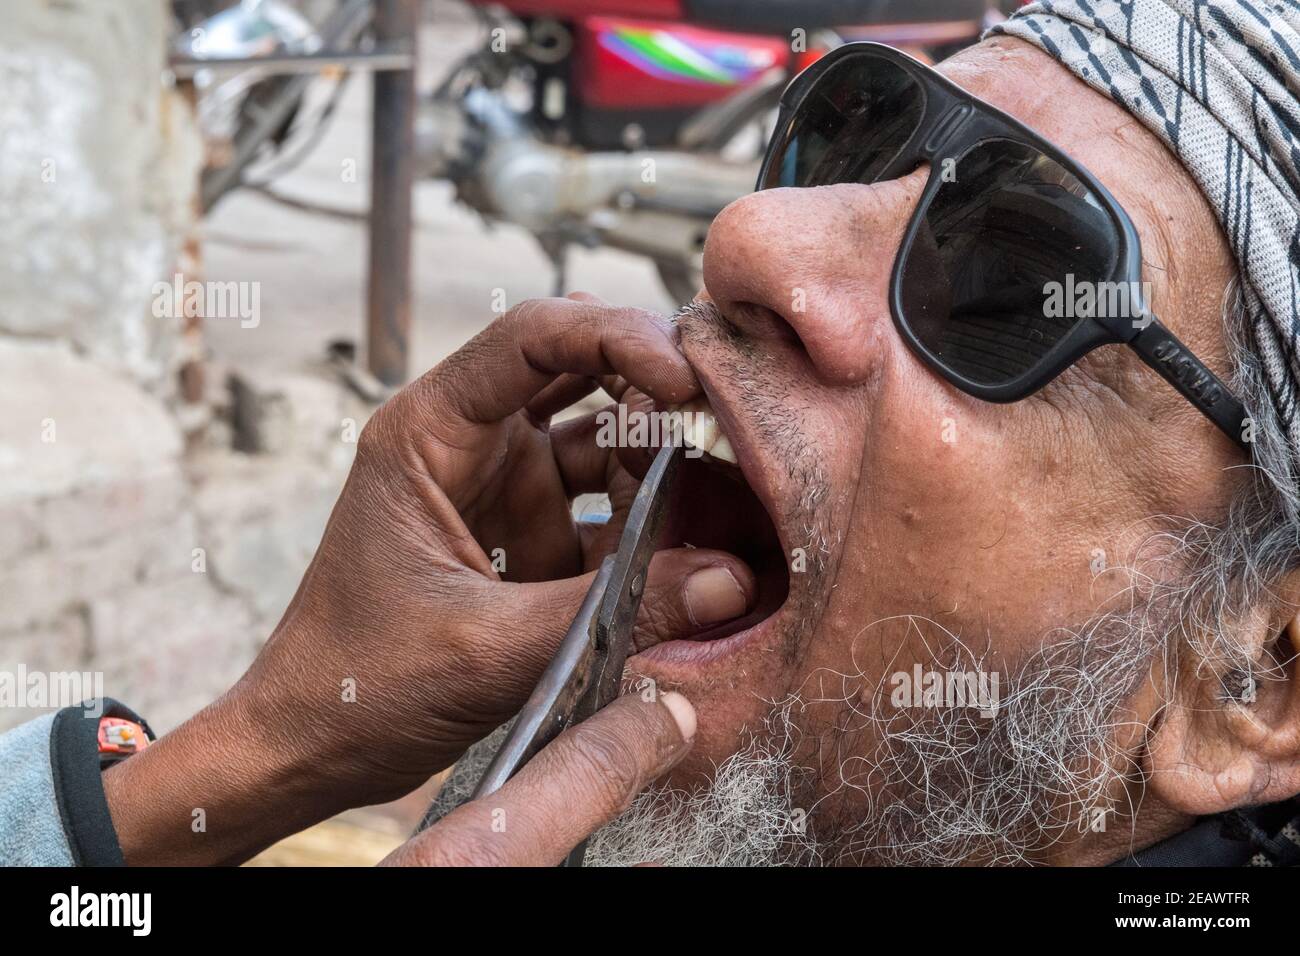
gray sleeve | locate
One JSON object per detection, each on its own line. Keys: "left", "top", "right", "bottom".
{"left": 0, "top": 713, "right": 76, "bottom": 866}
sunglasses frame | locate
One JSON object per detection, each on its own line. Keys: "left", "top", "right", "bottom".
{"left": 757, "top": 42, "right": 1251, "bottom": 452}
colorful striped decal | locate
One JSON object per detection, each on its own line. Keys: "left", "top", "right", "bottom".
{"left": 598, "top": 26, "right": 773, "bottom": 86}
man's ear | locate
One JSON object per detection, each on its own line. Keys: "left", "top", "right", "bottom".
{"left": 1144, "top": 603, "right": 1300, "bottom": 816}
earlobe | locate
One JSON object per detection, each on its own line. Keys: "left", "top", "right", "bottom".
{"left": 1145, "top": 696, "right": 1258, "bottom": 816}
{"left": 1144, "top": 614, "right": 1300, "bottom": 817}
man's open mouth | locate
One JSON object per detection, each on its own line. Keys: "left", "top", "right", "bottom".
{"left": 636, "top": 395, "right": 791, "bottom": 664}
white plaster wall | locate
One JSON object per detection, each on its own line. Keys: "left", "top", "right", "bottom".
{"left": 0, "top": 0, "right": 202, "bottom": 384}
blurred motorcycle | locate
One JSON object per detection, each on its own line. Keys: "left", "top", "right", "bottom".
{"left": 173, "top": 0, "right": 996, "bottom": 304}
{"left": 424, "top": 0, "right": 994, "bottom": 302}
{"left": 171, "top": 0, "right": 375, "bottom": 213}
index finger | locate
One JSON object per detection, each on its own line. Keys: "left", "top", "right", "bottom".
{"left": 385, "top": 692, "right": 695, "bottom": 867}
{"left": 419, "top": 298, "right": 699, "bottom": 427}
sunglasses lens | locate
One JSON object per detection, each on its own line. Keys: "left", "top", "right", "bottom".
{"left": 762, "top": 53, "right": 924, "bottom": 189}
{"left": 898, "top": 139, "right": 1120, "bottom": 387}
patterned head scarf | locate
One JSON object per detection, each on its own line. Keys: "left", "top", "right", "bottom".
{"left": 991, "top": 1, "right": 1300, "bottom": 453}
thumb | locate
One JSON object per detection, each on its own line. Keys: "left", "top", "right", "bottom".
{"left": 633, "top": 547, "right": 756, "bottom": 653}
{"left": 480, "top": 569, "right": 607, "bottom": 703}
{"left": 480, "top": 548, "right": 752, "bottom": 706}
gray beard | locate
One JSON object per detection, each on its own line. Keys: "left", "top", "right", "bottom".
{"left": 586, "top": 603, "right": 1166, "bottom": 867}
{"left": 583, "top": 703, "right": 821, "bottom": 867}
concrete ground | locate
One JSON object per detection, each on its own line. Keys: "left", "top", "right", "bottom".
{"left": 201, "top": 5, "right": 675, "bottom": 384}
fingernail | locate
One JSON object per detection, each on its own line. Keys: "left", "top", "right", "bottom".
{"left": 683, "top": 566, "right": 749, "bottom": 627}
{"left": 659, "top": 691, "right": 697, "bottom": 742}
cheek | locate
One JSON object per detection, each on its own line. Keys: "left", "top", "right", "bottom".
{"left": 815, "top": 377, "right": 1140, "bottom": 672}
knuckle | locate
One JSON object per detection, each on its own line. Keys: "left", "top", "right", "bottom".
{"left": 639, "top": 599, "right": 684, "bottom": 640}
{"left": 594, "top": 304, "right": 638, "bottom": 338}
{"left": 503, "top": 297, "right": 547, "bottom": 331}
{"left": 432, "top": 346, "right": 482, "bottom": 402}
{"left": 355, "top": 411, "right": 391, "bottom": 460}
{"left": 554, "top": 716, "right": 648, "bottom": 811}
{"left": 609, "top": 307, "right": 670, "bottom": 353}
{"left": 609, "top": 304, "right": 656, "bottom": 329}
{"left": 422, "top": 825, "right": 513, "bottom": 868}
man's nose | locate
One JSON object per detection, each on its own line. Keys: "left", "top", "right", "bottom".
{"left": 701, "top": 170, "right": 927, "bottom": 384}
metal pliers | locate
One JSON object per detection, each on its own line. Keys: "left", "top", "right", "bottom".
{"left": 465, "top": 442, "right": 684, "bottom": 865}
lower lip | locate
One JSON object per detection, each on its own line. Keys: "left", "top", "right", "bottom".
{"left": 631, "top": 605, "right": 784, "bottom": 666}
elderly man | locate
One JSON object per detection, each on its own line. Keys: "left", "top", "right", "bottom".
{"left": 5, "top": 0, "right": 1300, "bottom": 867}
{"left": 580, "top": 1, "right": 1300, "bottom": 866}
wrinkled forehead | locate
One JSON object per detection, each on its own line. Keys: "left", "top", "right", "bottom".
{"left": 936, "top": 38, "right": 1171, "bottom": 214}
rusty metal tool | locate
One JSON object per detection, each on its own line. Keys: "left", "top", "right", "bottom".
{"left": 467, "top": 441, "right": 684, "bottom": 865}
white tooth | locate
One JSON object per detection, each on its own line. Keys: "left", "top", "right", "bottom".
{"left": 708, "top": 434, "right": 737, "bottom": 464}
{"left": 665, "top": 397, "right": 736, "bottom": 462}
{"left": 676, "top": 412, "right": 699, "bottom": 449}
{"left": 687, "top": 410, "right": 718, "bottom": 452}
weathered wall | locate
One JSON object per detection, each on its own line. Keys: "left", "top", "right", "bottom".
{"left": 0, "top": 339, "right": 253, "bottom": 731}
{"left": 0, "top": 0, "right": 201, "bottom": 384}
{"left": 0, "top": 336, "right": 368, "bottom": 732}
{"left": 0, "top": 1, "right": 369, "bottom": 733}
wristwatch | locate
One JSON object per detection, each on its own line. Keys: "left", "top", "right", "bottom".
{"left": 96, "top": 716, "right": 150, "bottom": 768}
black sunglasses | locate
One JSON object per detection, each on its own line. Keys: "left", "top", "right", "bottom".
{"left": 757, "top": 42, "right": 1250, "bottom": 452}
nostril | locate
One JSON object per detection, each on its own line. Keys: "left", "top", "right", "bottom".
{"left": 714, "top": 292, "right": 881, "bottom": 385}
{"left": 724, "top": 302, "right": 804, "bottom": 346}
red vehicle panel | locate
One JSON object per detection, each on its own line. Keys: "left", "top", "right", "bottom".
{"left": 573, "top": 16, "right": 792, "bottom": 110}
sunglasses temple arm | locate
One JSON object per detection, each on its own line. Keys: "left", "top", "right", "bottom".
{"left": 1129, "top": 317, "right": 1252, "bottom": 452}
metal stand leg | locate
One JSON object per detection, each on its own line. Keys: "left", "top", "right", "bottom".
{"left": 366, "top": 0, "right": 418, "bottom": 387}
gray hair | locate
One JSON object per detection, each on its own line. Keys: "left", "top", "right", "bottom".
{"left": 1169, "top": 278, "right": 1300, "bottom": 693}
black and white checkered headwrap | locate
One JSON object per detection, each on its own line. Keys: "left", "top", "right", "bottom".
{"left": 991, "top": 0, "right": 1300, "bottom": 451}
